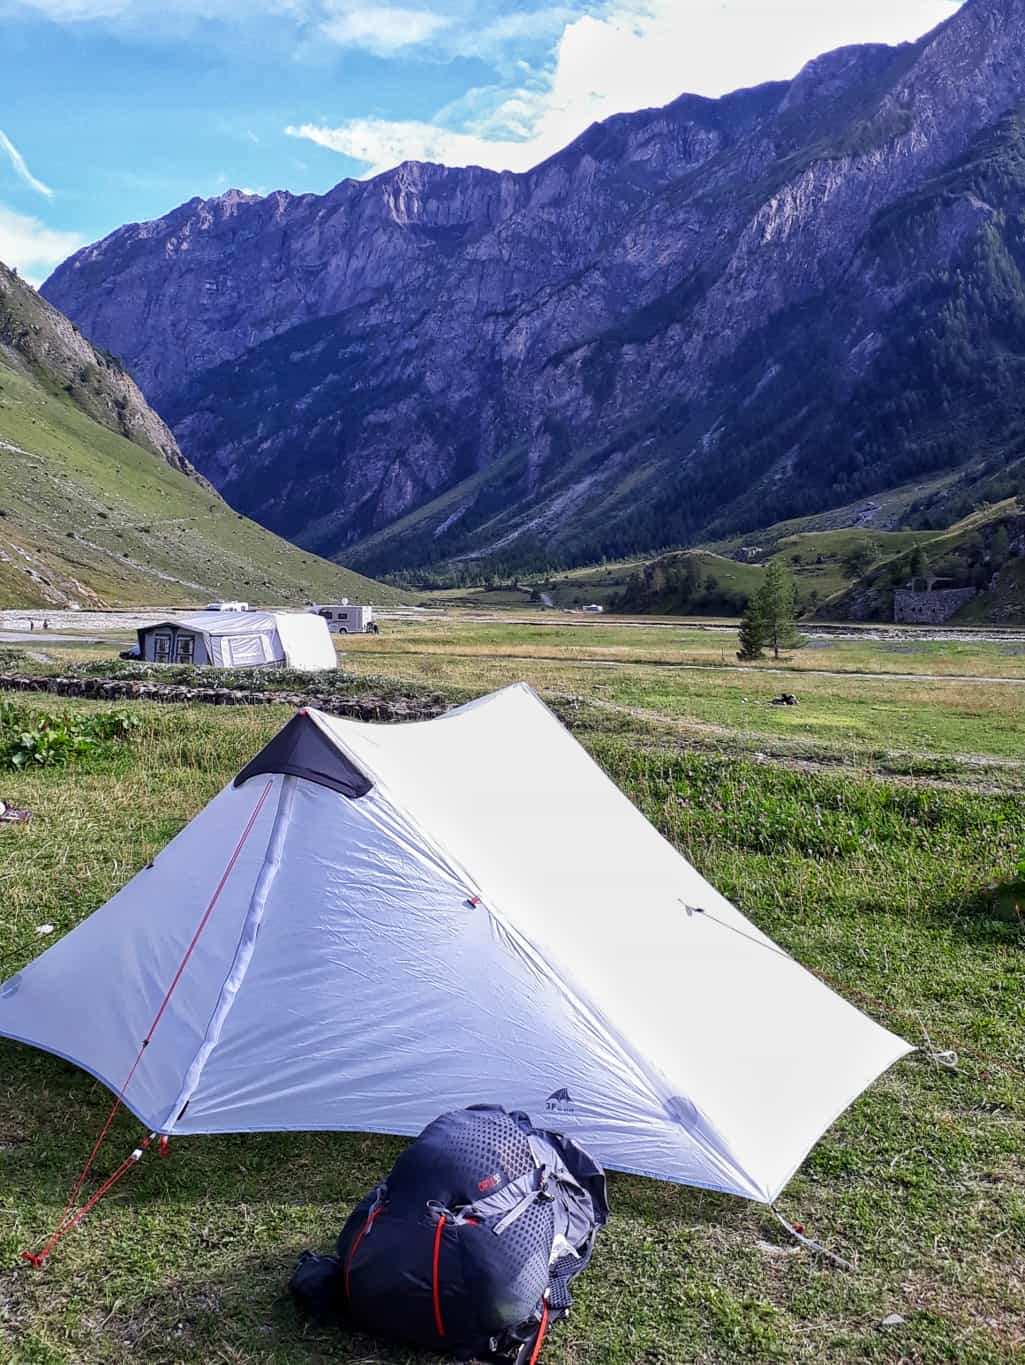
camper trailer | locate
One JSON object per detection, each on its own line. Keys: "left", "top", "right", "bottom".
{"left": 136, "top": 611, "right": 336, "bottom": 671}
{"left": 311, "top": 603, "right": 378, "bottom": 634}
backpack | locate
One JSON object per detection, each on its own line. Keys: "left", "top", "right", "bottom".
{"left": 289, "top": 1105, "right": 609, "bottom": 1362}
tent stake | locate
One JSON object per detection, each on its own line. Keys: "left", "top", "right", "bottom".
{"left": 768, "top": 1205, "right": 854, "bottom": 1271}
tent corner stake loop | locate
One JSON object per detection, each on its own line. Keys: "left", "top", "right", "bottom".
{"left": 768, "top": 1204, "right": 855, "bottom": 1272}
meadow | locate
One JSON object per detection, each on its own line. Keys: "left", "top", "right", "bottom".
{"left": 0, "top": 614, "right": 1023, "bottom": 1363}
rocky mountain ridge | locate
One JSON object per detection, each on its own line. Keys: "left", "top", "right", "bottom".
{"left": 42, "top": 0, "right": 1025, "bottom": 576}
{"left": 1, "top": 261, "right": 195, "bottom": 478}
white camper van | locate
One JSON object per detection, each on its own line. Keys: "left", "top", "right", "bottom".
{"left": 310, "top": 603, "right": 378, "bottom": 634}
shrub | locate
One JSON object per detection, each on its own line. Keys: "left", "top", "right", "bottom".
{"left": 0, "top": 703, "right": 140, "bottom": 772}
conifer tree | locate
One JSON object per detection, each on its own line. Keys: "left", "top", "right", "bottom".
{"left": 991, "top": 525, "right": 1010, "bottom": 568}
{"left": 736, "top": 594, "right": 766, "bottom": 661}
{"left": 909, "top": 545, "right": 930, "bottom": 586}
{"left": 759, "top": 559, "right": 801, "bottom": 660}
{"left": 738, "top": 560, "right": 800, "bottom": 661}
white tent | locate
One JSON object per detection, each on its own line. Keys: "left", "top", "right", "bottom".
{"left": 0, "top": 685, "right": 911, "bottom": 1203}
{"left": 136, "top": 611, "right": 336, "bottom": 671}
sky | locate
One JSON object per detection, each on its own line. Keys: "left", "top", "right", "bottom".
{"left": 1, "top": 0, "right": 964, "bottom": 285}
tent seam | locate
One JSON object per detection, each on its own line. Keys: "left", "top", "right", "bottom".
{"left": 160, "top": 775, "right": 297, "bottom": 1131}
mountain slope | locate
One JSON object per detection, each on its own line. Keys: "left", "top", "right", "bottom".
{"left": 824, "top": 498, "right": 1025, "bottom": 623}
{"left": 0, "top": 264, "right": 401, "bottom": 607}
{"left": 42, "top": 0, "right": 1025, "bottom": 576}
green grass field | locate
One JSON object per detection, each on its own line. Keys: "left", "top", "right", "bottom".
{"left": 1, "top": 617, "right": 1023, "bottom": 1363}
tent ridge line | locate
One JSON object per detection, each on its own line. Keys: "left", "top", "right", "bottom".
{"left": 161, "top": 775, "right": 298, "bottom": 1132}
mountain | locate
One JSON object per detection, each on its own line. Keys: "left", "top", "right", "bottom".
{"left": 42, "top": 0, "right": 1025, "bottom": 578}
{"left": 0, "top": 262, "right": 401, "bottom": 608}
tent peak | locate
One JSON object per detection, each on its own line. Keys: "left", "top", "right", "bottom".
{"left": 233, "top": 711, "right": 371, "bottom": 798}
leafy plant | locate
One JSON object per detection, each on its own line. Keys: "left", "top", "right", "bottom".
{"left": 0, "top": 702, "right": 140, "bottom": 771}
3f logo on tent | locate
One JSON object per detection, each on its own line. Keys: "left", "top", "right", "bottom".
{"left": 546, "top": 1088, "right": 575, "bottom": 1114}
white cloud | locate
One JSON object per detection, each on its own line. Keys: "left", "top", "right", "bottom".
{"left": 286, "top": 118, "right": 542, "bottom": 173}
{"left": 0, "top": 204, "right": 83, "bottom": 285}
{"left": 319, "top": 3, "right": 450, "bottom": 54}
{"left": 289, "top": 0, "right": 963, "bottom": 177}
{"left": 0, "top": 129, "right": 55, "bottom": 198}
{"left": 1, "top": 0, "right": 137, "bottom": 16}
{"left": 1, "top": 0, "right": 455, "bottom": 47}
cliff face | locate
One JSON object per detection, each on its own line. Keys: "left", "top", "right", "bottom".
{"left": 42, "top": 0, "right": 1025, "bottom": 574}
{"left": 1, "top": 261, "right": 196, "bottom": 478}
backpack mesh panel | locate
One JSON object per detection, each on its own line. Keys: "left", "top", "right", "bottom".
{"left": 329, "top": 1110, "right": 604, "bottom": 1358}
{"left": 500, "top": 1201, "right": 555, "bottom": 1309}
{"left": 388, "top": 1107, "right": 533, "bottom": 1214}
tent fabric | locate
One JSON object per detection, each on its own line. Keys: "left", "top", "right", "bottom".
{"left": 233, "top": 711, "right": 373, "bottom": 798}
{"left": 137, "top": 612, "right": 336, "bottom": 671}
{"left": 0, "top": 685, "right": 911, "bottom": 1204}
{"left": 273, "top": 612, "right": 337, "bottom": 671}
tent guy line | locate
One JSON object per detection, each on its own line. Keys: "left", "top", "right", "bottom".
{"left": 21, "top": 778, "right": 274, "bottom": 1268}
{"left": 683, "top": 902, "right": 969, "bottom": 1075}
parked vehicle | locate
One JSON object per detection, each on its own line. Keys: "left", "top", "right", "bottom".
{"left": 203, "top": 601, "right": 249, "bottom": 612}
{"left": 310, "top": 603, "right": 379, "bottom": 634}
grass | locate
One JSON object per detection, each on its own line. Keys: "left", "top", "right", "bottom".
{"left": 0, "top": 353, "right": 402, "bottom": 610}
{"left": 339, "top": 617, "right": 1025, "bottom": 678}
{"left": 1, "top": 618, "right": 1023, "bottom": 1362}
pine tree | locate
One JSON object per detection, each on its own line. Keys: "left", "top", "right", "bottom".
{"left": 759, "top": 559, "right": 801, "bottom": 660}
{"left": 736, "top": 594, "right": 766, "bottom": 661}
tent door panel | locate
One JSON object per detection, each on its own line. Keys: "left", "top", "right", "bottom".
{"left": 223, "top": 634, "right": 270, "bottom": 668}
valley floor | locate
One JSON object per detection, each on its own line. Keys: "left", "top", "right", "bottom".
{"left": 1, "top": 611, "right": 1022, "bottom": 1362}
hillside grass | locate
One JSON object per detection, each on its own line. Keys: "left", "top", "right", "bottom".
{"left": 453, "top": 523, "right": 938, "bottom": 619}
{"left": 0, "top": 357, "right": 402, "bottom": 609}
{"left": 821, "top": 500, "right": 1024, "bottom": 624}
{"left": 0, "top": 678, "right": 1022, "bottom": 1363}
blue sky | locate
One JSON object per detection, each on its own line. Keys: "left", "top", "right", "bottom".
{"left": 1, "top": 0, "right": 963, "bottom": 285}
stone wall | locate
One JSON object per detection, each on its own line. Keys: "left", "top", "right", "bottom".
{"left": 0, "top": 673, "right": 445, "bottom": 721}
{"left": 893, "top": 587, "right": 977, "bottom": 624}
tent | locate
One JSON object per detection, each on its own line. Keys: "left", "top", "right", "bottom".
{"left": 136, "top": 611, "right": 336, "bottom": 671}
{"left": 0, "top": 684, "right": 911, "bottom": 1205}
